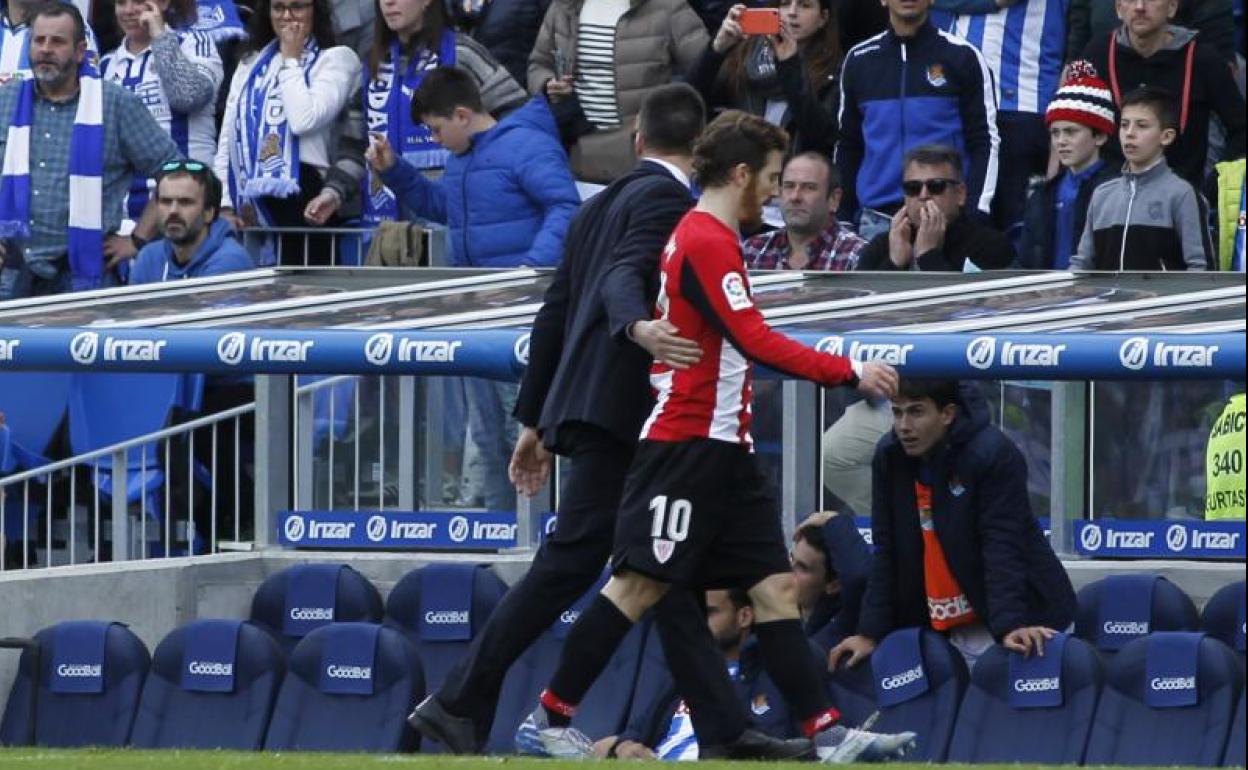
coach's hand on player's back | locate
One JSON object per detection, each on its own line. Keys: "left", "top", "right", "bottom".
{"left": 509, "top": 427, "right": 553, "bottom": 497}
{"left": 629, "top": 319, "right": 702, "bottom": 369}
{"left": 828, "top": 634, "right": 877, "bottom": 670}
{"left": 855, "top": 362, "right": 900, "bottom": 400}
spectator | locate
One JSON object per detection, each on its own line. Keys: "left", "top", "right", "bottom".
{"left": 1074, "top": 86, "right": 1211, "bottom": 270}
{"left": 837, "top": 0, "right": 889, "bottom": 52}
{"left": 1206, "top": 158, "right": 1246, "bottom": 270}
{"left": 1081, "top": 0, "right": 1246, "bottom": 190}
{"left": 2, "top": 0, "right": 99, "bottom": 82}
{"left": 835, "top": 0, "right": 999, "bottom": 240}
{"left": 449, "top": 0, "right": 551, "bottom": 87}
{"left": 367, "top": 67, "right": 577, "bottom": 512}
{"left": 857, "top": 144, "right": 1016, "bottom": 271}
{"left": 1069, "top": 0, "right": 1239, "bottom": 69}
{"left": 791, "top": 511, "right": 872, "bottom": 652}
{"left": 528, "top": 0, "right": 707, "bottom": 183}
{"left": 688, "top": 1, "right": 842, "bottom": 156}
{"left": 743, "top": 152, "right": 866, "bottom": 270}
{"left": 0, "top": 1, "right": 179, "bottom": 299}
{"left": 213, "top": 0, "right": 360, "bottom": 264}
{"left": 1020, "top": 61, "right": 1118, "bottom": 270}
{"left": 305, "top": 0, "right": 526, "bottom": 228}
{"left": 101, "top": 0, "right": 223, "bottom": 229}
{"left": 931, "top": 0, "right": 1067, "bottom": 242}
{"left": 328, "top": 0, "right": 375, "bottom": 61}
{"left": 829, "top": 379, "right": 1077, "bottom": 671}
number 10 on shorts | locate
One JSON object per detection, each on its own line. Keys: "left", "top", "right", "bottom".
{"left": 650, "top": 495, "right": 691, "bottom": 564}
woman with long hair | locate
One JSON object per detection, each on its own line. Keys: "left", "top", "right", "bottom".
{"left": 213, "top": 0, "right": 360, "bottom": 263}
{"left": 688, "top": 0, "right": 842, "bottom": 156}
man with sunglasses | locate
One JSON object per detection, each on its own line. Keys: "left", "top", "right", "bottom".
{"left": 127, "top": 160, "right": 252, "bottom": 284}
{"left": 858, "top": 144, "right": 1016, "bottom": 271}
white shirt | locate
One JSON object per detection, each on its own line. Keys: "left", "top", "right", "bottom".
{"left": 214, "top": 44, "right": 360, "bottom": 208}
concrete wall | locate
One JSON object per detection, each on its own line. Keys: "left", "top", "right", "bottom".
{"left": 0, "top": 551, "right": 1242, "bottom": 727}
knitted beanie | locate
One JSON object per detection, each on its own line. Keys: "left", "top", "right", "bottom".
{"left": 1045, "top": 60, "right": 1116, "bottom": 136}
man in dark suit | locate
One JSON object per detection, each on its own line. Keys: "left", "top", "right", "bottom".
{"left": 409, "top": 83, "right": 813, "bottom": 761}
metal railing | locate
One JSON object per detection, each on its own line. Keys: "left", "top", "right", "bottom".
{"left": 236, "top": 223, "right": 448, "bottom": 268}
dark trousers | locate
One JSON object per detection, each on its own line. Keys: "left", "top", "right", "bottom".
{"left": 992, "top": 111, "right": 1051, "bottom": 247}
{"left": 437, "top": 422, "right": 747, "bottom": 746}
{"left": 259, "top": 164, "right": 341, "bottom": 267}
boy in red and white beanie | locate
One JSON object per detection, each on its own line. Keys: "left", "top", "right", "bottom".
{"left": 1019, "top": 61, "right": 1119, "bottom": 270}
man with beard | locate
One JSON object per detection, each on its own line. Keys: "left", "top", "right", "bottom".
{"left": 515, "top": 110, "right": 915, "bottom": 764}
{"left": 0, "top": 2, "right": 178, "bottom": 298}
{"left": 128, "top": 160, "right": 253, "bottom": 283}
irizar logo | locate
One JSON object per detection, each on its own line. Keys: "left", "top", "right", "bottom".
{"left": 1166, "top": 523, "right": 1189, "bottom": 552}
{"left": 1119, "top": 337, "right": 1218, "bottom": 371}
{"left": 1080, "top": 524, "right": 1153, "bottom": 552}
{"left": 187, "top": 661, "right": 234, "bottom": 676}
{"left": 1080, "top": 524, "right": 1103, "bottom": 552}
{"left": 389, "top": 520, "right": 437, "bottom": 540}
{"left": 514, "top": 333, "right": 530, "bottom": 366}
{"left": 283, "top": 514, "right": 355, "bottom": 542}
{"left": 366, "top": 515, "right": 388, "bottom": 542}
{"left": 815, "top": 336, "right": 913, "bottom": 365}
{"left": 70, "top": 331, "right": 166, "bottom": 365}
{"left": 1102, "top": 621, "right": 1149, "bottom": 635}
{"left": 967, "top": 337, "right": 1066, "bottom": 370}
{"left": 217, "top": 332, "right": 314, "bottom": 366}
{"left": 1013, "top": 676, "right": 1060, "bottom": 693}
{"left": 473, "top": 521, "right": 517, "bottom": 542}
{"left": 56, "top": 663, "right": 102, "bottom": 678}
{"left": 815, "top": 336, "right": 845, "bottom": 356}
{"left": 326, "top": 664, "right": 372, "bottom": 680}
{"left": 448, "top": 515, "right": 470, "bottom": 543}
{"left": 284, "top": 515, "right": 306, "bottom": 542}
{"left": 290, "top": 607, "right": 334, "bottom": 621}
{"left": 364, "top": 333, "right": 394, "bottom": 366}
{"left": 424, "top": 610, "right": 469, "bottom": 625}
{"left": 0, "top": 338, "right": 20, "bottom": 361}
{"left": 1168, "top": 524, "right": 1240, "bottom": 552}
{"left": 1150, "top": 676, "right": 1196, "bottom": 691}
{"left": 966, "top": 337, "right": 996, "bottom": 369}
{"left": 880, "top": 664, "right": 924, "bottom": 691}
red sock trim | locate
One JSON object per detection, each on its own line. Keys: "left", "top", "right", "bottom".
{"left": 801, "top": 707, "right": 841, "bottom": 737}
{"left": 539, "top": 689, "right": 578, "bottom": 718}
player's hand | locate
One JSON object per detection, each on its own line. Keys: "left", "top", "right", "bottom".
{"left": 304, "top": 188, "right": 342, "bottom": 225}
{"left": 828, "top": 634, "right": 876, "bottom": 671}
{"left": 794, "top": 510, "right": 840, "bottom": 540}
{"left": 508, "top": 427, "right": 552, "bottom": 497}
{"left": 855, "top": 361, "right": 899, "bottom": 401}
{"left": 103, "top": 234, "right": 138, "bottom": 271}
{"left": 366, "top": 132, "right": 397, "bottom": 174}
{"left": 1002, "top": 626, "right": 1057, "bottom": 658}
{"left": 914, "top": 200, "right": 947, "bottom": 256}
{"left": 593, "top": 737, "right": 655, "bottom": 759}
{"left": 630, "top": 319, "right": 702, "bottom": 369}
{"left": 887, "top": 208, "right": 914, "bottom": 268}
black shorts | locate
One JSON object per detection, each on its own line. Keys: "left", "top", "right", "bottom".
{"left": 611, "top": 439, "right": 791, "bottom": 589}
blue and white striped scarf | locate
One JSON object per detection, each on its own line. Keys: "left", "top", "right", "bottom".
{"left": 191, "top": 0, "right": 246, "bottom": 43}
{"left": 228, "top": 39, "right": 316, "bottom": 225}
{"left": 0, "top": 58, "right": 105, "bottom": 291}
{"left": 0, "top": 10, "right": 31, "bottom": 82}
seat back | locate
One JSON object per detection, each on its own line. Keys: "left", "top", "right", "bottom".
{"left": 1075, "top": 574, "right": 1200, "bottom": 656}
{"left": 0, "top": 621, "right": 149, "bottom": 747}
{"left": 1201, "top": 581, "right": 1246, "bottom": 666}
{"left": 0, "top": 372, "right": 72, "bottom": 467}
{"left": 67, "top": 373, "right": 180, "bottom": 463}
{"left": 383, "top": 562, "right": 507, "bottom": 753}
{"left": 947, "top": 634, "right": 1103, "bottom": 764}
{"left": 1085, "top": 632, "right": 1242, "bottom": 767}
{"left": 263, "top": 623, "right": 423, "bottom": 752}
{"left": 130, "top": 620, "right": 285, "bottom": 750}
{"left": 486, "top": 577, "right": 651, "bottom": 753}
{"left": 249, "top": 563, "right": 383, "bottom": 655}
{"left": 857, "top": 627, "right": 968, "bottom": 761}
{"left": 1226, "top": 694, "right": 1245, "bottom": 767}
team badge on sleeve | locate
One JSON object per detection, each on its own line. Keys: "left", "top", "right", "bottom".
{"left": 721, "top": 273, "right": 753, "bottom": 311}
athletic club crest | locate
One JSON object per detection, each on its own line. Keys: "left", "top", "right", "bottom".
{"left": 652, "top": 538, "right": 675, "bottom": 564}
{"left": 926, "top": 63, "right": 947, "bottom": 87}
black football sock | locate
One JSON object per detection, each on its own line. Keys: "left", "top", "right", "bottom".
{"left": 542, "top": 594, "right": 635, "bottom": 726}
{"left": 753, "top": 618, "right": 841, "bottom": 736}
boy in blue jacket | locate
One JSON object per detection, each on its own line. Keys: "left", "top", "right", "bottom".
{"left": 368, "top": 66, "right": 580, "bottom": 268}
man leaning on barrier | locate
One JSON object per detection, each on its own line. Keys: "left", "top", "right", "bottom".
{"left": 829, "top": 379, "right": 1077, "bottom": 673}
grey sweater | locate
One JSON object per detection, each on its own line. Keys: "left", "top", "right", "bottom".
{"left": 1073, "top": 157, "right": 1211, "bottom": 271}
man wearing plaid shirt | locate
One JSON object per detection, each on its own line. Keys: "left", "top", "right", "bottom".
{"left": 743, "top": 153, "right": 866, "bottom": 271}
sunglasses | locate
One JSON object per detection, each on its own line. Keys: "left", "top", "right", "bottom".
{"left": 901, "top": 178, "right": 961, "bottom": 197}
{"left": 158, "top": 159, "right": 209, "bottom": 177}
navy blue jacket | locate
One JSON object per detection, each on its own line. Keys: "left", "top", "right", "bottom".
{"left": 1019, "top": 162, "right": 1118, "bottom": 270}
{"left": 128, "top": 219, "right": 254, "bottom": 284}
{"left": 806, "top": 514, "right": 873, "bottom": 652}
{"left": 858, "top": 383, "right": 1076, "bottom": 642}
{"left": 835, "top": 20, "right": 999, "bottom": 218}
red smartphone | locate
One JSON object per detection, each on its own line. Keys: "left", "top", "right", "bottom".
{"left": 738, "top": 8, "right": 781, "bottom": 36}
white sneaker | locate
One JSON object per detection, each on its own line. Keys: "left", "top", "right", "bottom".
{"left": 816, "top": 725, "right": 918, "bottom": 763}
{"left": 514, "top": 706, "right": 594, "bottom": 759}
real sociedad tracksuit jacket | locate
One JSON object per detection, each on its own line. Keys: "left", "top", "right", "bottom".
{"left": 835, "top": 20, "right": 1000, "bottom": 220}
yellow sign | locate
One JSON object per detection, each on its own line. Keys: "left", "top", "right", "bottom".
{"left": 1206, "top": 393, "right": 1246, "bottom": 520}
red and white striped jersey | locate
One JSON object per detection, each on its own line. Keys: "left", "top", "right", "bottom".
{"left": 640, "top": 210, "right": 859, "bottom": 445}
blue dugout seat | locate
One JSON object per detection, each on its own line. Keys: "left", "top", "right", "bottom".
{"left": 0, "top": 621, "right": 149, "bottom": 747}
{"left": 1085, "top": 632, "right": 1243, "bottom": 766}
{"left": 129, "top": 619, "right": 285, "bottom": 750}
{"left": 249, "top": 563, "right": 383, "bottom": 654}
{"left": 1226, "top": 694, "right": 1245, "bottom": 767}
{"left": 1075, "top": 574, "right": 1200, "bottom": 656}
{"left": 486, "top": 572, "right": 652, "bottom": 753}
{"left": 947, "top": 633, "right": 1103, "bottom": 764}
{"left": 0, "top": 372, "right": 71, "bottom": 469}
{"left": 1202, "top": 581, "right": 1246, "bottom": 666}
{"left": 383, "top": 562, "right": 506, "bottom": 753}
{"left": 263, "top": 622, "right": 423, "bottom": 752}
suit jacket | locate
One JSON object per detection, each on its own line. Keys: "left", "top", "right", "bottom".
{"left": 514, "top": 161, "right": 694, "bottom": 453}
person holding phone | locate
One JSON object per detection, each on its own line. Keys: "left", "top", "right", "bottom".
{"left": 687, "top": 1, "right": 842, "bottom": 157}
{"left": 101, "top": 0, "right": 223, "bottom": 238}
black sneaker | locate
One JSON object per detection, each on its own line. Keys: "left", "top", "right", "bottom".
{"left": 700, "top": 728, "right": 817, "bottom": 760}
{"left": 407, "top": 694, "right": 482, "bottom": 755}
